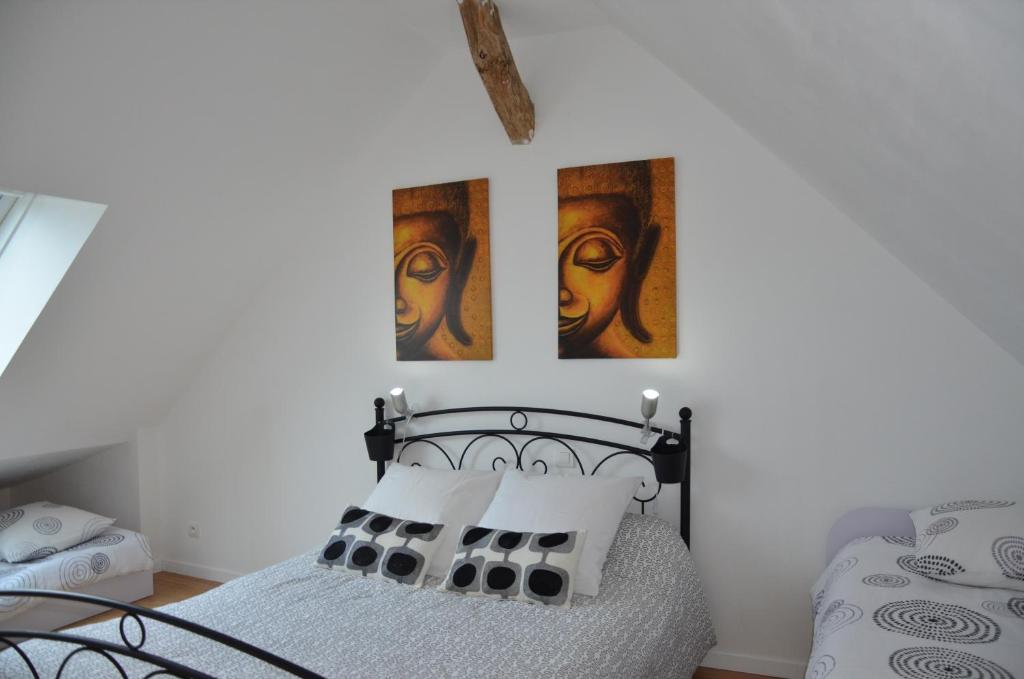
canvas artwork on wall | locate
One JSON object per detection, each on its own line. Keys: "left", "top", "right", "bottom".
{"left": 392, "top": 179, "right": 493, "bottom": 361}
{"left": 557, "top": 158, "right": 677, "bottom": 358}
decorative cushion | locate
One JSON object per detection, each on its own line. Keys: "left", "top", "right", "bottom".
{"left": 0, "top": 502, "right": 115, "bottom": 563}
{"left": 363, "top": 462, "right": 502, "bottom": 579}
{"left": 316, "top": 506, "right": 444, "bottom": 587}
{"left": 440, "top": 525, "right": 586, "bottom": 608}
{"left": 477, "top": 471, "right": 640, "bottom": 596}
{"left": 910, "top": 499, "right": 1024, "bottom": 591}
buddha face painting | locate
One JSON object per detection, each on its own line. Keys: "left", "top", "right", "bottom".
{"left": 557, "top": 159, "right": 676, "bottom": 358}
{"left": 392, "top": 179, "right": 492, "bottom": 361}
{"left": 559, "top": 196, "right": 644, "bottom": 351}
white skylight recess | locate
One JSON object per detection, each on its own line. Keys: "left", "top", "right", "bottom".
{"left": 0, "top": 189, "right": 106, "bottom": 378}
{"left": 0, "top": 191, "right": 25, "bottom": 255}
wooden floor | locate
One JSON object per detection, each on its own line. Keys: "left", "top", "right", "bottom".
{"left": 693, "top": 669, "right": 778, "bottom": 679}
{"left": 64, "top": 573, "right": 778, "bottom": 678}
{"left": 62, "top": 571, "right": 220, "bottom": 629}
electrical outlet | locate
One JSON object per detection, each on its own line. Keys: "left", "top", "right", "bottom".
{"left": 556, "top": 450, "right": 575, "bottom": 468}
{"left": 188, "top": 523, "right": 200, "bottom": 539}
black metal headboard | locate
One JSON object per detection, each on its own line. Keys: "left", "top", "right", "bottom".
{"left": 365, "top": 400, "right": 693, "bottom": 545}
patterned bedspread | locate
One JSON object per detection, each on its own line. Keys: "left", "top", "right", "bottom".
{"left": 0, "top": 513, "right": 714, "bottom": 678}
{"left": 0, "top": 527, "right": 154, "bottom": 621}
{"left": 808, "top": 537, "right": 1024, "bottom": 679}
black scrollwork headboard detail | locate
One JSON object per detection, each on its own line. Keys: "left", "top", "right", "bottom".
{"left": 365, "top": 401, "right": 693, "bottom": 546}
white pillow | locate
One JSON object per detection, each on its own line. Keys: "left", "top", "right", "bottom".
{"left": 363, "top": 463, "right": 502, "bottom": 579}
{"left": 477, "top": 471, "right": 640, "bottom": 596}
{"left": 0, "top": 501, "right": 115, "bottom": 563}
{"left": 910, "top": 499, "right": 1024, "bottom": 591}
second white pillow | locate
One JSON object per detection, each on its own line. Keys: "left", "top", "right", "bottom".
{"left": 477, "top": 471, "right": 640, "bottom": 596}
{"left": 363, "top": 463, "right": 502, "bottom": 579}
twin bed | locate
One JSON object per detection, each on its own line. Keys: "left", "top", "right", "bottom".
{"left": 0, "top": 527, "right": 153, "bottom": 632}
{"left": 811, "top": 507, "right": 1023, "bottom": 679}
{"left": 0, "top": 401, "right": 716, "bottom": 678}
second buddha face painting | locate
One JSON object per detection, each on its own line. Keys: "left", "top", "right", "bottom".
{"left": 393, "top": 179, "right": 492, "bottom": 361}
{"left": 558, "top": 158, "right": 677, "bottom": 358}
{"left": 391, "top": 159, "right": 676, "bottom": 361}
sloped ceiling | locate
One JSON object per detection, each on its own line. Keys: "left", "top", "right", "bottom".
{"left": 596, "top": 0, "right": 1024, "bottom": 363}
{"left": 393, "top": 0, "right": 609, "bottom": 47}
{"left": 0, "top": 0, "right": 609, "bottom": 466}
{"left": 0, "top": 0, "right": 447, "bottom": 460}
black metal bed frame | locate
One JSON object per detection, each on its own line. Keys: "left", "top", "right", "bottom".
{"left": 368, "top": 399, "right": 693, "bottom": 544}
{"left": 0, "top": 589, "right": 326, "bottom": 678}
{"left": 0, "top": 399, "right": 692, "bottom": 678}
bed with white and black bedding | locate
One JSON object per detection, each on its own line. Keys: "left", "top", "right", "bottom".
{"left": 0, "top": 400, "right": 715, "bottom": 678}
{"left": 0, "top": 512, "right": 712, "bottom": 678}
{"left": 809, "top": 503, "right": 1024, "bottom": 679}
{"left": 0, "top": 526, "right": 153, "bottom": 622}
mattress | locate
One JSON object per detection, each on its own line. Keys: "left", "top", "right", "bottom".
{"left": 808, "top": 536, "right": 1024, "bottom": 679}
{"left": 0, "top": 526, "right": 154, "bottom": 622}
{"left": 0, "top": 513, "right": 715, "bottom": 678}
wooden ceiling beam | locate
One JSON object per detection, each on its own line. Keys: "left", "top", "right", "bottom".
{"left": 457, "top": 0, "right": 535, "bottom": 145}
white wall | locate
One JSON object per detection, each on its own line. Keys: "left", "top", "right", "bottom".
{"left": 9, "top": 441, "right": 141, "bottom": 531}
{"left": 151, "top": 28, "right": 1024, "bottom": 677}
{"left": 136, "top": 427, "right": 163, "bottom": 562}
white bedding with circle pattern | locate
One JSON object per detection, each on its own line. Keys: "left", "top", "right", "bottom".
{"left": 0, "top": 527, "right": 154, "bottom": 621}
{"left": 808, "top": 537, "right": 1024, "bottom": 679}
{"left": 0, "top": 513, "right": 714, "bottom": 678}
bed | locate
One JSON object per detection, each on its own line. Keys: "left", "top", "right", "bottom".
{"left": 0, "top": 526, "right": 154, "bottom": 630}
{"left": 809, "top": 508, "right": 1024, "bottom": 679}
{"left": 0, "top": 400, "right": 715, "bottom": 678}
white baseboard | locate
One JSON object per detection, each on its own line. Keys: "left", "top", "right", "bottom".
{"left": 702, "top": 649, "right": 806, "bottom": 679}
{"left": 157, "top": 559, "right": 244, "bottom": 583}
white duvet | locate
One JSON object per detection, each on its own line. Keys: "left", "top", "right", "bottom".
{"left": 0, "top": 527, "right": 154, "bottom": 621}
{"left": 809, "top": 536, "right": 1024, "bottom": 679}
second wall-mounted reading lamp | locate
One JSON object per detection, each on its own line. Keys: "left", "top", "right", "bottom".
{"left": 639, "top": 388, "right": 686, "bottom": 484}
{"left": 640, "top": 388, "right": 659, "bottom": 441}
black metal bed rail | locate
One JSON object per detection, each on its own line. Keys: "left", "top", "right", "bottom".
{"left": 0, "top": 589, "right": 325, "bottom": 679}
{"left": 384, "top": 404, "right": 679, "bottom": 437}
{"left": 404, "top": 427, "right": 657, "bottom": 458}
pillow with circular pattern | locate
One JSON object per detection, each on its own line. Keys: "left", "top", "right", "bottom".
{"left": 910, "top": 499, "right": 1023, "bottom": 591}
{"left": 0, "top": 501, "right": 115, "bottom": 563}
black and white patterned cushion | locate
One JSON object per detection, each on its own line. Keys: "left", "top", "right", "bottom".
{"left": 315, "top": 506, "right": 444, "bottom": 587}
{"left": 440, "top": 525, "right": 586, "bottom": 608}
{"left": 910, "top": 499, "right": 1023, "bottom": 592}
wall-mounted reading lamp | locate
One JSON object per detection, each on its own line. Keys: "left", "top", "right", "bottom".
{"left": 640, "top": 389, "right": 687, "bottom": 484}
{"left": 389, "top": 387, "right": 411, "bottom": 418}
{"left": 389, "top": 386, "right": 416, "bottom": 443}
{"left": 640, "top": 388, "right": 659, "bottom": 441}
